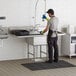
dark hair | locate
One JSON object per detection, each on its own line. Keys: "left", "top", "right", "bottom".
{"left": 47, "top": 9, "right": 54, "bottom": 15}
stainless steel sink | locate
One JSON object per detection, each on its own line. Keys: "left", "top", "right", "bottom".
{"left": 29, "top": 28, "right": 41, "bottom": 35}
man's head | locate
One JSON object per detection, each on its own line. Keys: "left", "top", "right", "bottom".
{"left": 47, "top": 9, "right": 54, "bottom": 17}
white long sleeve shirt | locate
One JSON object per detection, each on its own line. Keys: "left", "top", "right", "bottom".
{"left": 47, "top": 16, "right": 59, "bottom": 37}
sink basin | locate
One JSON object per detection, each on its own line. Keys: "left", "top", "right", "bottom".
{"left": 29, "top": 30, "right": 40, "bottom": 35}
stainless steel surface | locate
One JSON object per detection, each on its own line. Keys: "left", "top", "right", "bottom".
{"left": 0, "top": 34, "right": 8, "bottom": 39}
{"left": 29, "top": 30, "right": 40, "bottom": 35}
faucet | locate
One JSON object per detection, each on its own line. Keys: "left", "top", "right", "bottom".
{"left": 34, "top": 0, "right": 46, "bottom": 26}
{"left": 33, "top": 24, "right": 40, "bottom": 31}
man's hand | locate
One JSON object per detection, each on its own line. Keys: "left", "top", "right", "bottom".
{"left": 40, "top": 31, "right": 44, "bottom": 35}
{"left": 42, "top": 14, "right": 47, "bottom": 19}
{"left": 42, "top": 14, "right": 49, "bottom": 21}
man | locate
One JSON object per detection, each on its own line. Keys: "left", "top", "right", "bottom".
{"left": 41, "top": 9, "right": 59, "bottom": 63}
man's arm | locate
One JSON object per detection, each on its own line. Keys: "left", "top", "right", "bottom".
{"left": 43, "top": 25, "right": 49, "bottom": 33}
{"left": 40, "top": 25, "right": 49, "bottom": 34}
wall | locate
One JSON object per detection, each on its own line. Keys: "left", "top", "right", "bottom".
{"left": 0, "top": 35, "right": 28, "bottom": 60}
{"left": 1, "top": 0, "right": 76, "bottom": 27}
{"left": 0, "top": 0, "right": 30, "bottom": 26}
{"left": 46, "top": 0, "right": 76, "bottom": 29}
{"left": 30, "top": 0, "right": 76, "bottom": 30}
{"left": 0, "top": 0, "right": 76, "bottom": 60}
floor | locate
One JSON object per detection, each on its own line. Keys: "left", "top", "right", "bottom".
{"left": 0, "top": 57, "right": 76, "bottom": 76}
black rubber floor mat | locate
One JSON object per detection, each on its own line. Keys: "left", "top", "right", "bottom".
{"left": 21, "top": 60, "right": 76, "bottom": 71}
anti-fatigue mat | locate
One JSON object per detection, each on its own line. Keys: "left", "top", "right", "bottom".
{"left": 22, "top": 60, "right": 76, "bottom": 71}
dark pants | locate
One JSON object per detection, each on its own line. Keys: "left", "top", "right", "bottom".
{"left": 47, "top": 30, "right": 59, "bottom": 62}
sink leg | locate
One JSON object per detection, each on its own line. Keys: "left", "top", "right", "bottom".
{"left": 40, "top": 45, "right": 42, "bottom": 58}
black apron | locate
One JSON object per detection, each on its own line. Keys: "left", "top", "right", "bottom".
{"left": 47, "top": 29, "right": 53, "bottom": 43}
{"left": 47, "top": 29, "right": 57, "bottom": 43}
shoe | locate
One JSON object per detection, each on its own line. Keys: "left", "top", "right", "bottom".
{"left": 54, "top": 60, "right": 58, "bottom": 63}
{"left": 45, "top": 60, "right": 52, "bottom": 63}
